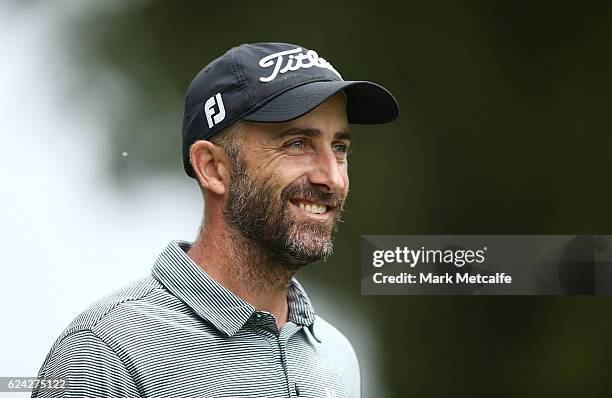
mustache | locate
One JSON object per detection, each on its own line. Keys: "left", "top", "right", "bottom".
{"left": 281, "top": 180, "right": 345, "bottom": 208}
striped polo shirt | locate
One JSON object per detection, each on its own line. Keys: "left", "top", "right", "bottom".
{"left": 33, "top": 240, "right": 360, "bottom": 398}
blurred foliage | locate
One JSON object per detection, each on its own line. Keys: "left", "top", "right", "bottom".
{"left": 55, "top": 1, "right": 612, "bottom": 396}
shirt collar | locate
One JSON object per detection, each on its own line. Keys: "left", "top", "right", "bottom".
{"left": 151, "top": 240, "right": 320, "bottom": 341}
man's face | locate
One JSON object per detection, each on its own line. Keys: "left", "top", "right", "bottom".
{"left": 225, "top": 93, "right": 350, "bottom": 266}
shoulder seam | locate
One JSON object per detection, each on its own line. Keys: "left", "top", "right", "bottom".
{"left": 61, "top": 284, "right": 163, "bottom": 338}
{"left": 89, "top": 328, "right": 144, "bottom": 397}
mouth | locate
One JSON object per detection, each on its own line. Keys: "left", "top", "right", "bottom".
{"left": 289, "top": 199, "right": 337, "bottom": 219}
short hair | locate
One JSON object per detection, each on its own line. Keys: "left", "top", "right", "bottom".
{"left": 193, "top": 121, "right": 248, "bottom": 195}
{"left": 209, "top": 121, "right": 248, "bottom": 162}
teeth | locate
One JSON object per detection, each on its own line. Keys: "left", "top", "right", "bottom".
{"left": 296, "top": 201, "right": 327, "bottom": 214}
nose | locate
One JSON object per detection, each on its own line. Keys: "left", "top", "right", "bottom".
{"left": 307, "top": 148, "right": 346, "bottom": 193}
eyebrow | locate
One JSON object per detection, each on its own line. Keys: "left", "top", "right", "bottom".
{"left": 274, "top": 127, "right": 352, "bottom": 141}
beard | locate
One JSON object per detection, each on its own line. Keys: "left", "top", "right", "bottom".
{"left": 224, "top": 154, "right": 345, "bottom": 267}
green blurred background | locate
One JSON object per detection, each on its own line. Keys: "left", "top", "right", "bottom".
{"left": 26, "top": 1, "right": 612, "bottom": 396}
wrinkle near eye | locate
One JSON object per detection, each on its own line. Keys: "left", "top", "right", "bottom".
{"left": 249, "top": 143, "right": 293, "bottom": 171}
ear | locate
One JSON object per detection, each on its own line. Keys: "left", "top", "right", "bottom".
{"left": 190, "top": 140, "right": 231, "bottom": 196}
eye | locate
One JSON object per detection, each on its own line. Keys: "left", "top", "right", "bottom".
{"left": 333, "top": 143, "right": 349, "bottom": 154}
{"left": 286, "top": 139, "right": 306, "bottom": 150}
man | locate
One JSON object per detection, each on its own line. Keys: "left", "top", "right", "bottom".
{"left": 33, "top": 42, "right": 398, "bottom": 398}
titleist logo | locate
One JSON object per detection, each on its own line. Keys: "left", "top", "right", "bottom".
{"left": 258, "top": 47, "right": 342, "bottom": 83}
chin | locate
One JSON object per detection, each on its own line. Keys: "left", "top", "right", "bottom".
{"left": 282, "top": 229, "right": 335, "bottom": 264}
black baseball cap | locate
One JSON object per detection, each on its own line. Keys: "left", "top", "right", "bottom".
{"left": 182, "top": 42, "right": 399, "bottom": 178}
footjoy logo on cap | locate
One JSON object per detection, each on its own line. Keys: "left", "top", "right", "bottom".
{"left": 258, "top": 47, "right": 342, "bottom": 83}
{"left": 204, "top": 93, "right": 226, "bottom": 128}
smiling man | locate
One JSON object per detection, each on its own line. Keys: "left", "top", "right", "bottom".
{"left": 33, "top": 43, "right": 398, "bottom": 398}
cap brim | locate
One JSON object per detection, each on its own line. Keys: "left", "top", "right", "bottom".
{"left": 241, "top": 80, "right": 399, "bottom": 124}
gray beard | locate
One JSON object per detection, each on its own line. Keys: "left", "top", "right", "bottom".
{"left": 223, "top": 154, "right": 343, "bottom": 268}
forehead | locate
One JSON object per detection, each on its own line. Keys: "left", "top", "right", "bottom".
{"left": 244, "top": 92, "right": 349, "bottom": 141}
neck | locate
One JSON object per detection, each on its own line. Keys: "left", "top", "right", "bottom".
{"left": 187, "top": 221, "right": 299, "bottom": 329}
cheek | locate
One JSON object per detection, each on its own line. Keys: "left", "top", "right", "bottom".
{"left": 342, "top": 165, "right": 350, "bottom": 193}
{"left": 268, "top": 169, "right": 303, "bottom": 202}
{"left": 248, "top": 156, "right": 300, "bottom": 191}
{"left": 273, "top": 161, "right": 310, "bottom": 185}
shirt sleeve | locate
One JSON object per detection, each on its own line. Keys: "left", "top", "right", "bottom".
{"left": 32, "top": 329, "right": 141, "bottom": 398}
